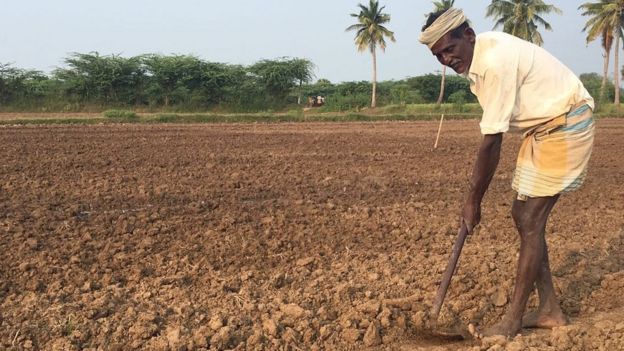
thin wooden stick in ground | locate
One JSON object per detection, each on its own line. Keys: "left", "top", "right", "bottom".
{"left": 434, "top": 114, "right": 445, "bottom": 149}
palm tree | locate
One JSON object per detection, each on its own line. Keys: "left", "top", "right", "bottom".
{"left": 432, "top": 0, "right": 455, "bottom": 105}
{"left": 486, "top": 0, "right": 562, "bottom": 46}
{"left": 346, "top": 0, "right": 396, "bottom": 108}
{"left": 579, "top": 0, "right": 624, "bottom": 105}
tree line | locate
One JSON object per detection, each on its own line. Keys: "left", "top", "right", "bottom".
{"left": 0, "top": 53, "right": 479, "bottom": 112}
{"left": 0, "top": 54, "right": 617, "bottom": 113}
{"left": 0, "top": 54, "right": 314, "bottom": 112}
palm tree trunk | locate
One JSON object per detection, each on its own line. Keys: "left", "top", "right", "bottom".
{"left": 437, "top": 66, "right": 446, "bottom": 105}
{"left": 600, "top": 48, "right": 610, "bottom": 103}
{"left": 614, "top": 30, "right": 620, "bottom": 109}
{"left": 371, "top": 47, "right": 377, "bottom": 109}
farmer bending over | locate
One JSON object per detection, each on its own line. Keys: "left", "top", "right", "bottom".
{"left": 419, "top": 8, "right": 595, "bottom": 338}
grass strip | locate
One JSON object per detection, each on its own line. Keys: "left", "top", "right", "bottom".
{"left": 1, "top": 111, "right": 618, "bottom": 126}
{"left": 0, "top": 113, "right": 481, "bottom": 125}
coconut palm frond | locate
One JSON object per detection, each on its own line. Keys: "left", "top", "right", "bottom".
{"left": 485, "top": 0, "right": 561, "bottom": 46}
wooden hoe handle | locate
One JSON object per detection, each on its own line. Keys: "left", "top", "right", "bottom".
{"left": 431, "top": 221, "right": 469, "bottom": 319}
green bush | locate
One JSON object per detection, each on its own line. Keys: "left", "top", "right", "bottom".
{"left": 448, "top": 90, "right": 466, "bottom": 104}
{"left": 448, "top": 91, "right": 467, "bottom": 112}
{"left": 323, "top": 93, "right": 370, "bottom": 111}
{"left": 102, "top": 109, "right": 138, "bottom": 119}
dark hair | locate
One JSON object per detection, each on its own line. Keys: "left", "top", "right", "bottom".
{"left": 422, "top": 9, "right": 470, "bottom": 39}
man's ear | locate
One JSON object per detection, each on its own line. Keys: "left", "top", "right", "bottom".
{"left": 464, "top": 27, "right": 476, "bottom": 44}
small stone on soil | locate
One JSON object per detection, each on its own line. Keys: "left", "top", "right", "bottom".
{"left": 468, "top": 323, "right": 476, "bottom": 336}
{"left": 492, "top": 290, "right": 508, "bottom": 307}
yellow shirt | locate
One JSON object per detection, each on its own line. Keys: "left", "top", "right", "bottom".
{"left": 467, "top": 31, "right": 594, "bottom": 135}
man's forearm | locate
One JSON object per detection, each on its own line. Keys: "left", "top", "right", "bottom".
{"left": 467, "top": 133, "right": 503, "bottom": 204}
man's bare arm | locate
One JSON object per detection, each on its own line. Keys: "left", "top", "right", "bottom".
{"left": 462, "top": 133, "right": 503, "bottom": 231}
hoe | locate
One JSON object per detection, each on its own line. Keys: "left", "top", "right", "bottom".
{"left": 426, "top": 221, "right": 473, "bottom": 340}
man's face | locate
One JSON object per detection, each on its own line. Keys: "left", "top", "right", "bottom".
{"left": 430, "top": 28, "right": 476, "bottom": 74}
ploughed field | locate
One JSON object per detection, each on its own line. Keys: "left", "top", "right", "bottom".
{"left": 1, "top": 120, "right": 623, "bottom": 351}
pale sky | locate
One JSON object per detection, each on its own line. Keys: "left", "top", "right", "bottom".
{"left": 0, "top": 0, "right": 607, "bottom": 83}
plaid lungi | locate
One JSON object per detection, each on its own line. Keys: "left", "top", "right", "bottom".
{"left": 512, "top": 103, "right": 595, "bottom": 199}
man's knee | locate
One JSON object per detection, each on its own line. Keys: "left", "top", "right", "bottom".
{"left": 512, "top": 196, "right": 558, "bottom": 236}
{"left": 512, "top": 204, "right": 533, "bottom": 234}
{"left": 511, "top": 200, "right": 529, "bottom": 230}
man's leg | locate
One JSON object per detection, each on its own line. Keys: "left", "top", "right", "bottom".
{"left": 511, "top": 197, "right": 567, "bottom": 328}
{"left": 483, "top": 195, "right": 560, "bottom": 337}
{"left": 522, "top": 236, "right": 568, "bottom": 328}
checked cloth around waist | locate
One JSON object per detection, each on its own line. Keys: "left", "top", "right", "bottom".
{"left": 512, "top": 103, "right": 595, "bottom": 199}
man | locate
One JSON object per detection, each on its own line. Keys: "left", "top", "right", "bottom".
{"left": 419, "top": 8, "right": 595, "bottom": 338}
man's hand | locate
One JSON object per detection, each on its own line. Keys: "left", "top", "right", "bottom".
{"left": 461, "top": 200, "right": 481, "bottom": 234}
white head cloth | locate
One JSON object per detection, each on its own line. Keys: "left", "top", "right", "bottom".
{"left": 418, "top": 8, "right": 467, "bottom": 49}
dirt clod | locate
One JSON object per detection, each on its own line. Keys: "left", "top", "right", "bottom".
{"left": 165, "top": 326, "right": 181, "bottom": 348}
{"left": 262, "top": 318, "right": 279, "bottom": 337}
{"left": 363, "top": 321, "right": 382, "bottom": 346}
{"left": 491, "top": 290, "right": 508, "bottom": 307}
{"left": 210, "top": 326, "right": 232, "bottom": 350}
{"left": 280, "top": 304, "right": 307, "bottom": 319}
{"left": 208, "top": 315, "right": 224, "bottom": 331}
{"left": 357, "top": 300, "right": 381, "bottom": 315}
{"left": 296, "top": 257, "right": 315, "bottom": 267}
{"left": 342, "top": 328, "right": 361, "bottom": 343}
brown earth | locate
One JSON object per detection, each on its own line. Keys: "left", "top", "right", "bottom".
{"left": 0, "top": 120, "right": 623, "bottom": 351}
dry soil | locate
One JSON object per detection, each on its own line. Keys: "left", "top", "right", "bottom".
{"left": 1, "top": 120, "right": 623, "bottom": 350}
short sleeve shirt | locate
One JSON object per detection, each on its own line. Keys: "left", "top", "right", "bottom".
{"left": 467, "top": 32, "right": 594, "bottom": 135}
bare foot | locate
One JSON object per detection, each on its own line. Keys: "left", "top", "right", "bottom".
{"left": 522, "top": 309, "right": 568, "bottom": 329}
{"left": 482, "top": 317, "right": 522, "bottom": 338}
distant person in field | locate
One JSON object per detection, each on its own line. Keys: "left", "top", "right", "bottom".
{"left": 419, "top": 8, "right": 595, "bottom": 338}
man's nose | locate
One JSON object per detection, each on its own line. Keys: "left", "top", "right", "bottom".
{"left": 436, "top": 53, "right": 449, "bottom": 66}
